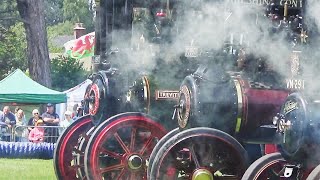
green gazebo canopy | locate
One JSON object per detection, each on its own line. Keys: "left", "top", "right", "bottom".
{"left": 0, "top": 69, "right": 66, "bottom": 103}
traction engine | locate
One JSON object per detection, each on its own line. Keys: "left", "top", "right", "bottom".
{"left": 148, "top": 0, "right": 310, "bottom": 179}
{"left": 54, "top": 0, "right": 201, "bottom": 179}
{"left": 240, "top": 1, "right": 320, "bottom": 180}
{"left": 52, "top": 0, "right": 311, "bottom": 180}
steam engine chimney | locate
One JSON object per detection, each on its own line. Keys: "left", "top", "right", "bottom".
{"left": 74, "top": 23, "right": 86, "bottom": 39}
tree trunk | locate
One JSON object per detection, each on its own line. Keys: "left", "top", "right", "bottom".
{"left": 16, "top": 0, "right": 51, "bottom": 87}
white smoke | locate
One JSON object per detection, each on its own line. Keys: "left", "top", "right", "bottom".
{"left": 103, "top": 0, "right": 320, "bottom": 91}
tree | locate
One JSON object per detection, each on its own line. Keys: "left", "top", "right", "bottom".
{"left": 0, "top": 23, "right": 28, "bottom": 79}
{"left": 51, "top": 55, "right": 89, "bottom": 91}
{"left": 63, "top": 0, "right": 94, "bottom": 32}
{"left": 44, "top": 0, "right": 64, "bottom": 26}
{"left": 47, "top": 20, "right": 74, "bottom": 53}
{"left": 16, "top": 0, "right": 52, "bottom": 87}
{"left": 0, "top": 0, "right": 19, "bottom": 28}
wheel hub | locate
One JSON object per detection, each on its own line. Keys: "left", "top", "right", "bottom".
{"left": 128, "top": 155, "right": 143, "bottom": 170}
{"left": 192, "top": 169, "right": 214, "bottom": 180}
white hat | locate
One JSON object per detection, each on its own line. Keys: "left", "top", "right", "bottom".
{"left": 64, "top": 110, "right": 72, "bottom": 116}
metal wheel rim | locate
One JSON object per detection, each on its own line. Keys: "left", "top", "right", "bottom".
{"left": 55, "top": 116, "right": 92, "bottom": 179}
{"left": 154, "top": 133, "right": 246, "bottom": 179}
{"left": 86, "top": 115, "right": 166, "bottom": 179}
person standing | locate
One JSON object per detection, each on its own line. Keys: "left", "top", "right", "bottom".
{"left": 28, "top": 109, "right": 42, "bottom": 127}
{"left": 15, "top": 109, "right": 27, "bottom": 142}
{"left": 0, "top": 106, "right": 16, "bottom": 141}
{"left": 59, "top": 111, "right": 74, "bottom": 134}
{"left": 15, "top": 109, "right": 26, "bottom": 126}
{"left": 42, "top": 103, "right": 60, "bottom": 143}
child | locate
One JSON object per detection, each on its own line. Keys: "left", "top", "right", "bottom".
{"left": 28, "top": 119, "right": 45, "bottom": 143}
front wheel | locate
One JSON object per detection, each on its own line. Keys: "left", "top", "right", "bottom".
{"left": 242, "top": 152, "right": 308, "bottom": 180}
{"left": 84, "top": 112, "right": 166, "bottom": 180}
{"left": 150, "top": 127, "right": 249, "bottom": 180}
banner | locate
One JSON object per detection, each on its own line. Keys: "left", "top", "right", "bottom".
{"left": 64, "top": 32, "right": 95, "bottom": 59}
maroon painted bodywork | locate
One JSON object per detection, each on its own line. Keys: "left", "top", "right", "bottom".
{"left": 238, "top": 78, "right": 290, "bottom": 134}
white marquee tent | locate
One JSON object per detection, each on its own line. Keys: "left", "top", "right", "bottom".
{"left": 56, "top": 79, "right": 92, "bottom": 118}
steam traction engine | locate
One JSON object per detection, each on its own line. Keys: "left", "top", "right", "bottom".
{"left": 240, "top": 1, "right": 320, "bottom": 180}
{"left": 148, "top": 1, "right": 310, "bottom": 180}
{"left": 53, "top": 0, "right": 308, "bottom": 180}
{"left": 54, "top": 0, "right": 201, "bottom": 179}
{"left": 241, "top": 45, "right": 320, "bottom": 176}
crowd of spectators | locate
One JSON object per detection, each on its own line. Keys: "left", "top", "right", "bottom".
{"left": 0, "top": 103, "right": 79, "bottom": 143}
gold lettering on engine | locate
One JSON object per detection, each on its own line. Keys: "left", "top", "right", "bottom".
{"left": 283, "top": 100, "right": 298, "bottom": 115}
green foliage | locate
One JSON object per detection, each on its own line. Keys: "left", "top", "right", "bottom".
{"left": 47, "top": 21, "right": 74, "bottom": 38}
{"left": 44, "top": 0, "right": 64, "bottom": 26}
{"left": 63, "top": 0, "right": 94, "bottom": 32}
{"left": 51, "top": 55, "right": 89, "bottom": 91}
{"left": 0, "top": 0, "right": 19, "bottom": 28}
{"left": 0, "top": 22, "right": 27, "bottom": 80}
{"left": 47, "top": 21, "right": 74, "bottom": 53}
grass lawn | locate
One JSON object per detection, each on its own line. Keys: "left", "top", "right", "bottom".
{"left": 0, "top": 158, "right": 56, "bottom": 179}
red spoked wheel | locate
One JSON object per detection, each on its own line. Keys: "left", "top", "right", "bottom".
{"left": 84, "top": 112, "right": 166, "bottom": 180}
{"left": 242, "top": 152, "right": 308, "bottom": 180}
{"left": 73, "top": 126, "right": 96, "bottom": 179}
{"left": 54, "top": 115, "right": 93, "bottom": 180}
{"left": 150, "top": 127, "right": 249, "bottom": 180}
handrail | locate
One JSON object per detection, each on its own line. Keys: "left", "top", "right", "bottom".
{"left": 0, "top": 125, "right": 66, "bottom": 143}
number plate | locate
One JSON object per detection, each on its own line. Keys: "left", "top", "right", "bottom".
{"left": 185, "top": 46, "right": 199, "bottom": 57}
{"left": 155, "top": 90, "right": 179, "bottom": 100}
{"left": 286, "top": 79, "right": 305, "bottom": 90}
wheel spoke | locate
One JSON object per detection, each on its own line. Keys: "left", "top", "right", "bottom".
{"left": 100, "top": 147, "right": 122, "bottom": 159}
{"left": 130, "top": 128, "right": 137, "bottom": 151}
{"left": 139, "top": 135, "right": 153, "bottom": 155}
{"left": 114, "top": 132, "right": 130, "bottom": 154}
{"left": 73, "top": 148, "right": 83, "bottom": 154}
{"left": 130, "top": 172, "right": 137, "bottom": 180}
{"left": 190, "top": 144, "right": 200, "bottom": 168}
{"left": 69, "top": 164, "right": 83, "bottom": 170}
{"left": 117, "top": 169, "right": 126, "bottom": 180}
{"left": 100, "top": 163, "right": 125, "bottom": 174}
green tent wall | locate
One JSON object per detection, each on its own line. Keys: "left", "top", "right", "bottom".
{"left": 0, "top": 69, "right": 66, "bottom": 103}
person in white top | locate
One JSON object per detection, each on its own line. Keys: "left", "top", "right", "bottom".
{"left": 59, "top": 110, "right": 74, "bottom": 133}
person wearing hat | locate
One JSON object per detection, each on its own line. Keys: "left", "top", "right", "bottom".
{"left": 59, "top": 110, "right": 74, "bottom": 133}
{"left": 41, "top": 103, "right": 60, "bottom": 143}
{"left": 28, "top": 119, "right": 45, "bottom": 143}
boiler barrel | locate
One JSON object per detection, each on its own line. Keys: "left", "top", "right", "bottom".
{"left": 177, "top": 69, "right": 290, "bottom": 137}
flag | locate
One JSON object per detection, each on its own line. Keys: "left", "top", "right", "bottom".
{"left": 64, "top": 32, "right": 95, "bottom": 59}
